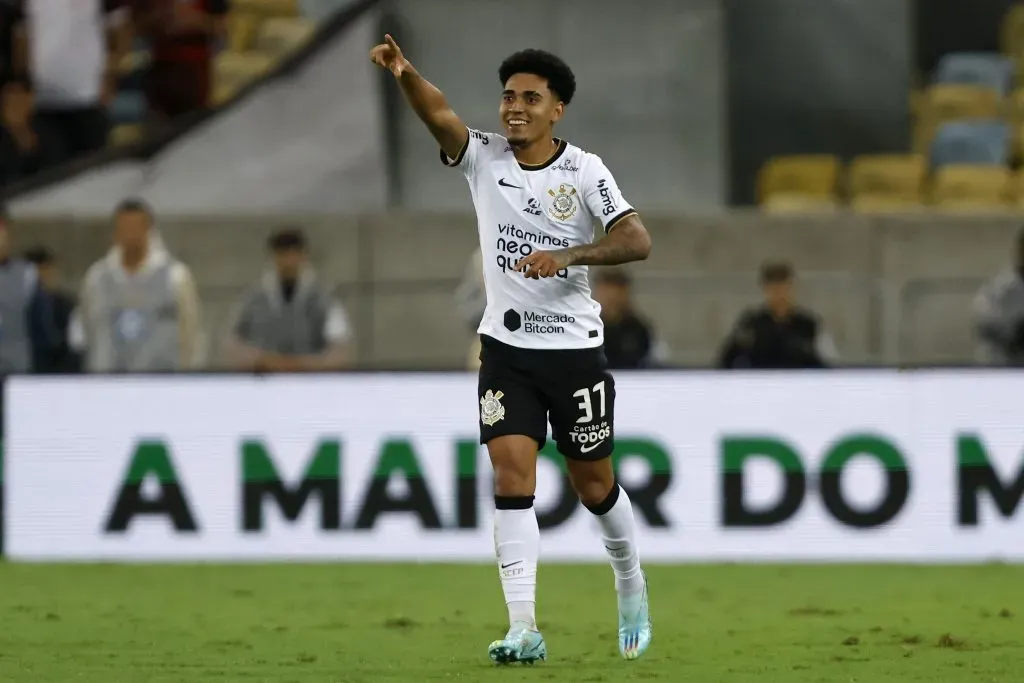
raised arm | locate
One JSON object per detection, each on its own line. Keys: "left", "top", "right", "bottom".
{"left": 370, "top": 34, "right": 468, "bottom": 162}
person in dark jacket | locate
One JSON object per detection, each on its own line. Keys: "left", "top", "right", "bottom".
{"left": 0, "top": 207, "right": 57, "bottom": 375}
{"left": 718, "top": 261, "right": 838, "bottom": 369}
{"left": 24, "top": 245, "right": 81, "bottom": 373}
{"left": 593, "top": 267, "right": 668, "bottom": 369}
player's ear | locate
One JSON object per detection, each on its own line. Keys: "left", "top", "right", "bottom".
{"left": 551, "top": 101, "right": 565, "bottom": 124}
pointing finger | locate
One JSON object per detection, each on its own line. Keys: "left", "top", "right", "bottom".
{"left": 514, "top": 254, "right": 535, "bottom": 271}
{"left": 385, "top": 34, "right": 399, "bottom": 50}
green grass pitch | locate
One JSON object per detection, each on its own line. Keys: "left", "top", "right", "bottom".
{"left": 0, "top": 563, "right": 1021, "bottom": 682}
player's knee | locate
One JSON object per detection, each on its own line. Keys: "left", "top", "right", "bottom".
{"left": 487, "top": 435, "right": 539, "bottom": 496}
{"left": 492, "top": 466, "right": 535, "bottom": 497}
{"left": 566, "top": 461, "right": 615, "bottom": 507}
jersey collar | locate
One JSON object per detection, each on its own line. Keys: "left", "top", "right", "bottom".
{"left": 518, "top": 138, "right": 568, "bottom": 171}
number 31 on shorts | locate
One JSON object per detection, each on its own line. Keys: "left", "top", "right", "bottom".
{"left": 573, "top": 380, "right": 607, "bottom": 424}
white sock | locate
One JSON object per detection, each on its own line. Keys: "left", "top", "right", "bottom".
{"left": 494, "top": 502, "right": 539, "bottom": 628}
{"left": 591, "top": 485, "right": 645, "bottom": 596}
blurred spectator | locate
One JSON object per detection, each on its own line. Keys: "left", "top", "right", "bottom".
{"left": 226, "top": 228, "right": 353, "bottom": 372}
{"left": 1, "top": 74, "right": 57, "bottom": 185}
{"left": 0, "top": 0, "right": 23, "bottom": 84}
{"left": 0, "top": 206, "right": 57, "bottom": 375}
{"left": 593, "top": 267, "right": 668, "bottom": 369}
{"left": 133, "top": 0, "right": 228, "bottom": 126}
{"left": 76, "top": 198, "right": 203, "bottom": 372}
{"left": 22, "top": 0, "right": 133, "bottom": 163}
{"left": 718, "top": 261, "right": 839, "bottom": 370}
{"left": 972, "top": 228, "right": 1024, "bottom": 367}
{"left": 24, "top": 245, "right": 81, "bottom": 373}
{"left": 454, "top": 247, "right": 485, "bottom": 370}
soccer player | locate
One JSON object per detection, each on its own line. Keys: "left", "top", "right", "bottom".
{"left": 370, "top": 36, "right": 653, "bottom": 664}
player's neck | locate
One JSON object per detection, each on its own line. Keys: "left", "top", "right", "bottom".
{"left": 511, "top": 137, "right": 559, "bottom": 167}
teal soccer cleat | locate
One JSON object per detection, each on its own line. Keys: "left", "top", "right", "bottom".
{"left": 618, "top": 573, "right": 652, "bottom": 660}
{"left": 487, "top": 623, "right": 547, "bottom": 665}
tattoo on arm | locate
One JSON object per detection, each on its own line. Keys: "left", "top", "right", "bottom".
{"left": 556, "top": 214, "right": 652, "bottom": 267}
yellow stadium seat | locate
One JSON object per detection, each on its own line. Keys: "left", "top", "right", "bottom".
{"left": 1002, "top": 5, "right": 1024, "bottom": 59}
{"left": 757, "top": 155, "right": 840, "bottom": 204}
{"left": 761, "top": 193, "right": 840, "bottom": 214}
{"left": 1011, "top": 170, "right": 1024, "bottom": 207}
{"left": 109, "top": 124, "right": 143, "bottom": 146}
{"left": 117, "top": 50, "right": 150, "bottom": 75}
{"left": 213, "top": 51, "right": 276, "bottom": 105}
{"left": 912, "top": 85, "right": 1003, "bottom": 154}
{"left": 227, "top": 12, "right": 261, "bottom": 53}
{"left": 254, "top": 17, "right": 317, "bottom": 58}
{"left": 230, "top": 0, "right": 299, "bottom": 17}
{"left": 930, "top": 165, "right": 1013, "bottom": 209}
{"left": 847, "top": 154, "right": 926, "bottom": 202}
{"left": 1005, "top": 89, "right": 1024, "bottom": 160}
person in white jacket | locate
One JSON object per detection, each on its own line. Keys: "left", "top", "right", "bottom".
{"left": 73, "top": 198, "right": 203, "bottom": 372}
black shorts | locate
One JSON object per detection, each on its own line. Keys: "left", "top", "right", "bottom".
{"left": 477, "top": 334, "right": 616, "bottom": 461}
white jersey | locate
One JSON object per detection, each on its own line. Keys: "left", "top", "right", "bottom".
{"left": 443, "top": 130, "right": 637, "bottom": 350}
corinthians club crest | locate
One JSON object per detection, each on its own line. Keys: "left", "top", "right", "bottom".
{"left": 547, "top": 184, "right": 578, "bottom": 221}
{"left": 480, "top": 389, "right": 506, "bottom": 426}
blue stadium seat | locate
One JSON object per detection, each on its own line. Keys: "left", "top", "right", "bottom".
{"left": 108, "top": 91, "right": 148, "bottom": 125}
{"left": 933, "top": 53, "right": 1014, "bottom": 95}
{"left": 929, "top": 120, "right": 1010, "bottom": 168}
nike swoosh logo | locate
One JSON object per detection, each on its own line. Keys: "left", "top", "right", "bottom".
{"left": 498, "top": 178, "right": 522, "bottom": 189}
{"left": 604, "top": 545, "right": 626, "bottom": 552}
{"left": 580, "top": 440, "right": 606, "bottom": 453}
{"left": 500, "top": 561, "right": 523, "bottom": 569}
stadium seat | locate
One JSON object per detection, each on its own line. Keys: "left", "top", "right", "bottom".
{"left": 757, "top": 155, "right": 840, "bottom": 205}
{"left": 929, "top": 121, "right": 1010, "bottom": 167}
{"left": 932, "top": 53, "right": 1014, "bottom": 95}
{"left": 912, "top": 85, "right": 1003, "bottom": 154}
{"left": 930, "top": 165, "right": 1013, "bottom": 209}
{"left": 231, "top": 0, "right": 299, "bottom": 17}
{"left": 1006, "top": 89, "right": 1024, "bottom": 160}
{"left": 227, "top": 12, "right": 261, "bottom": 53}
{"left": 761, "top": 193, "right": 839, "bottom": 214}
{"left": 213, "top": 51, "right": 276, "bottom": 104}
{"left": 1001, "top": 5, "right": 1024, "bottom": 62}
{"left": 253, "top": 17, "right": 317, "bottom": 58}
{"left": 117, "top": 49, "right": 151, "bottom": 75}
{"left": 847, "top": 154, "right": 926, "bottom": 203}
{"left": 109, "top": 124, "right": 143, "bottom": 146}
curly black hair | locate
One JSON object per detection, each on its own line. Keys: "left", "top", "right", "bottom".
{"left": 498, "top": 49, "right": 576, "bottom": 105}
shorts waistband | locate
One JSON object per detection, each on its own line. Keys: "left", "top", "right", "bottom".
{"left": 480, "top": 334, "right": 607, "bottom": 365}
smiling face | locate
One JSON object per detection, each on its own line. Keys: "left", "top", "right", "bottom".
{"left": 500, "top": 72, "right": 564, "bottom": 147}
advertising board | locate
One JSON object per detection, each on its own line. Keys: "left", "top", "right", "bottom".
{"left": 4, "top": 371, "right": 1022, "bottom": 562}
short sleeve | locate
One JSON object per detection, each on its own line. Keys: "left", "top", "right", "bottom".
{"left": 323, "top": 301, "right": 352, "bottom": 345}
{"left": 439, "top": 128, "right": 490, "bottom": 177}
{"left": 582, "top": 154, "right": 637, "bottom": 232}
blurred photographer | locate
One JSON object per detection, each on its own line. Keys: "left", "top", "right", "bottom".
{"left": 718, "top": 261, "right": 838, "bottom": 370}
{"left": 972, "top": 228, "right": 1024, "bottom": 367}
{"left": 225, "top": 228, "right": 352, "bottom": 372}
